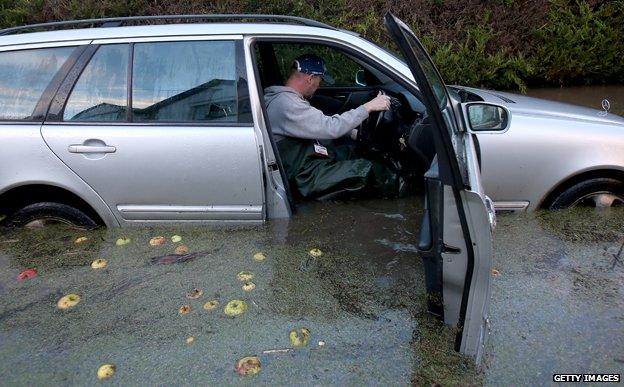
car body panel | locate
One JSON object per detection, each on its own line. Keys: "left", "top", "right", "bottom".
{"left": 461, "top": 87, "right": 624, "bottom": 210}
{"left": 0, "top": 124, "right": 118, "bottom": 226}
{"left": 41, "top": 124, "right": 265, "bottom": 224}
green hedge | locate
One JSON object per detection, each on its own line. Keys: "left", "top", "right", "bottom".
{"left": 1, "top": 0, "right": 622, "bottom": 91}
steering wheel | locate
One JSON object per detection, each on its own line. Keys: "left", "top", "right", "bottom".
{"left": 357, "top": 90, "right": 396, "bottom": 145}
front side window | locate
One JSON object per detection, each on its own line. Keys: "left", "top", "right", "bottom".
{"left": 273, "top": 43, "right": 378, "bottom": 87}
{"left": 63, "top": 44, "right": 129, "bottom": 121}
{"left": 132, "top": 41, "right": 243, "bottom": 123}
{"left": 0, "top": 46, "right": 74, "bottom": 120}
{"left": 394, "top": 23, "right": 469, "bottom": 183}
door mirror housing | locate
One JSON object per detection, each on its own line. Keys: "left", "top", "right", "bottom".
{"left": 463, "top": 102, "right": 510, "bottom": 132}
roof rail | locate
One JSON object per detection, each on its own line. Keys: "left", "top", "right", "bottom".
{"left": 0, "top": 14, "right": 337, "bottom": 36}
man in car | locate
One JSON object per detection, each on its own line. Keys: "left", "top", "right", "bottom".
{"left": 264, "top": 53, "right": 403, "bottom": 200}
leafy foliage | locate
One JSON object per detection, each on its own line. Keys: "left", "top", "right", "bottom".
{"left": 423, "top": 22, "right": 533, "bottom": 91}
{"left": 0, "top": 0, "right": 621, "bottom": 90}
{"left": 533, "top": 0, "right": 624, "bottom": 85}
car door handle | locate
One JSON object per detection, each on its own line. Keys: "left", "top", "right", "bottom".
{"left": 68, "top": 145, "right": 117, "bottom": 154}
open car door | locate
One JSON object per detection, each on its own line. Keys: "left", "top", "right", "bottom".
{"left": 384, "top": 13, "right": 495, "bottom": 363}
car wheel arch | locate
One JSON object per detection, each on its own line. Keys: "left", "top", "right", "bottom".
{"left": 539, "top": 168, "right": 624, "bottom": 209}
{"left": 0, "top": 183, "right": 105, "bottom": 226}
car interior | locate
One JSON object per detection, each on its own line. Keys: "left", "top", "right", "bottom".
{"left": 253, "top": 41, "right": 438, "bottom": 205}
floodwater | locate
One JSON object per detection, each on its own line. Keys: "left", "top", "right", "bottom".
{"left": 525, "top": 85, "right": 624, "bottom": 116}
{"left": 1, "top": 197, "right": 623, "bottom": 385}
{"left": 0, "top": 198, "right": 479, "bottom": 385}
{"left": 486, "top": 208, "right": 624, "bottom": 385}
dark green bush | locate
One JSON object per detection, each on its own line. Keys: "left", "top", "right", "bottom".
{"left": 422, "top": 22, "right": 534, "bottom": 91}
{"left": 533, "top": 0, "right": 624, "bottom": 85}
{"left": 0, "top": 0, "right": 621, "bottom": 90}
{"left": 0, "top": 0, "right": 43, "bottom": 28}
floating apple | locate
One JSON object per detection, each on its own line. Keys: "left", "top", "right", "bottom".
{"left": 224, "top": 300, "right": 248, "bottom": 317}
{"left": 57, "top": 294, "right": 81, "bottom": 310}
{"left": 90, "top": 259, "right": 107, "bottom": 269}
{"left": 235, "top": 356, "right": 261, "bottom": 376}
{"left": 97, "top": 364, "right": 115, "bottom": 380}
{"left": 115, "top": 237, "right": 131, "bottom": 246}
{"left": 309, "top": 248, "right": 323, "bottom": 257}
{"left": 175, "top": 244, "right": 189, "bottom": 254}
{"left": 237, "top": 271, "right": 254, "bottom": 281}
{"left": 17, "top": 268, "right": 37, "bottom": 282}
{"left": 242, "top": 282, "right": 256, "bottom": 292}
{"left": 186, "top": 288, "right": 203, "bottom": 299}
{"left": 74, "top": 236, "right": 88, "bottom": 244}
{"left": 253, "top": 252, "right": 266, "bottom": 262}
{"left": 203, "top": 300, "right": 219, "bottom": 311}
{"left": 289, "top": 327, "right": 311, "bottom": 347}
{"left": 149, "top": 236, "right": 166, "bottom": 246}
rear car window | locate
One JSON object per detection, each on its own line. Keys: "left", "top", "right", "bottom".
{"left": 132, "top": 40, "right": 242, "bottom": 123}
{"left": 0, "top": 46, "right": 74, "bottom": 120}
{"left": 63, "top": 44, "right": 129, "bottom": 121}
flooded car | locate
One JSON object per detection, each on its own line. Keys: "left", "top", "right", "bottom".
{"left": 0, "top": 13, "right": 495, "bottom": 362}
{"left": 453, "top": 86, "right": 624, "bottom": 211}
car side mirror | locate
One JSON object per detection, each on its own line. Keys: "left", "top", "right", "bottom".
{"left": 463, "top": 103, "right": 510, "bottom": 132}
{"left": 355, "top": 69, "right": 367, "bottom": 86}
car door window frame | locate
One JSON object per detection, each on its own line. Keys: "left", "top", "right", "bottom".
{"left": 248, "top": 35, "right": 456, "bottom": 190}
{"left": 384, "top": 13, "right": 490, "bottom": 356}
{"left": 45, "top": 35, "right": 253, "bottom": 127}
{"left": 62, "top": 43, "right": 129, "bottom": 122}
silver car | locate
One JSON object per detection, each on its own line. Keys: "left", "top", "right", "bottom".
{"left": 454, "top": 87, "right": 624, "bottom": 211}
{"left": 0, "top": 13, "right": 495, "bottom": 361}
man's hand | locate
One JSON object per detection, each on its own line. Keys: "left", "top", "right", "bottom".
{"left": 363, "top": 91, "right": 391, "bottom": 113}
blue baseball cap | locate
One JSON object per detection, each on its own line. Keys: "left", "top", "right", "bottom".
{"left": 293, "top": 54, "right": 335, "bottom": 85}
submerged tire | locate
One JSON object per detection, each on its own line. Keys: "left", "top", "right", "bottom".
{"left": 6, "top": 202, "right": 98, "bottom": 228}
{"left": 548, "top": 178, "right": 624, "bottom": 209}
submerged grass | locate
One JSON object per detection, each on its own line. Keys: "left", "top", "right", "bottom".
{"left": 536, "top": 208, "right": 624, "bottom": 242}
{"left": 0, "top": 198, "right": 481, "bottom": 384}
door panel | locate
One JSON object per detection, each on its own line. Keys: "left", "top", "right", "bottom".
{"left": 41, "top": 39, "right": 264, "bottom": 223}
{"left": 41, "top": 124, "right": 264, "bottom": 222}
{"left": 385, "top": 12, "right": 494, "bottom": 362}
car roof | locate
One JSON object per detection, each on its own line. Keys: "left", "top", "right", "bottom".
{"left": 0, "top": 21, "right": 415, "bottom": 84}
{"left": 0, "top": 23, "right": 356, "bottom": 47}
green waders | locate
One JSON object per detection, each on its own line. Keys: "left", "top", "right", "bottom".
{"left": 276, "top": 137, "right": 401, "bottom": 200}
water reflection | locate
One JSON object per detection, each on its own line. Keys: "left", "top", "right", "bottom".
{"left": 525, "top": 85, "right": 624, "bottom": 116}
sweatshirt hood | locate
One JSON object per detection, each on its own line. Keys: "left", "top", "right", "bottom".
{"left": 264, "top": 86, "right": 303, "bottom": 105}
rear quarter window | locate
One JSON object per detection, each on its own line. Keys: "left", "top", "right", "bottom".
{"left": 0, "top": 47, "right": 74, "bottom": 120}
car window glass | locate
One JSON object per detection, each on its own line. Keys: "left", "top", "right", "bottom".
{"left": 390, "top": 18, "right": 469, "bottom": 183}
{"left": 273, "top": 43, "right": 378, "bottom": 87}
{"left": 63, "top": 44, "right": 128, "bottom": 121}
{"left": 0, "top": 46, "right": 74, "bottom": 120}
{"left": 132, "top": 41, "right": 240, "bottom": 123}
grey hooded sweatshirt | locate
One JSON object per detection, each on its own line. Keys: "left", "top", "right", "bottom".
{"left": 264, "top": 86, "right": 369, "bottom": 141}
